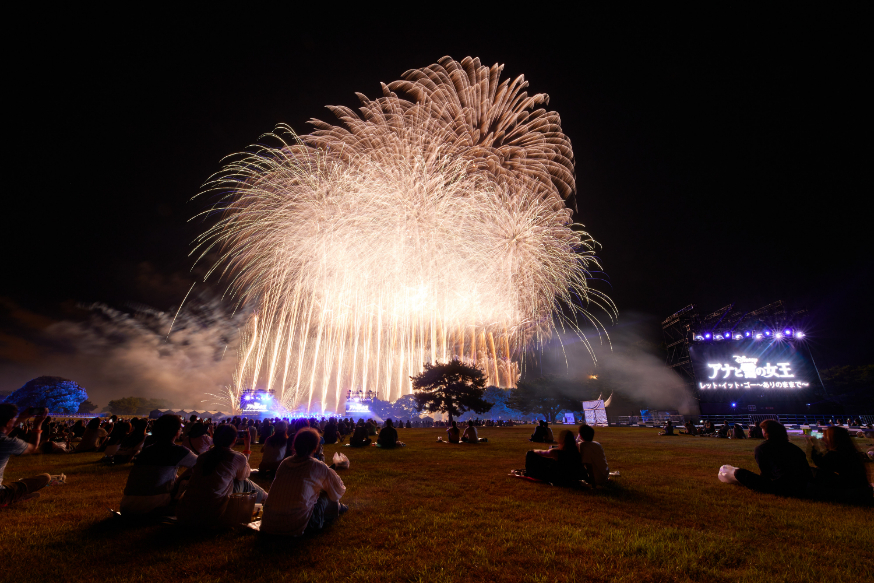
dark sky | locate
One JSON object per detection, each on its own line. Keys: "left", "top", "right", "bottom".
{"left": 2, "top": 4, "right": 870, "bottom": 387}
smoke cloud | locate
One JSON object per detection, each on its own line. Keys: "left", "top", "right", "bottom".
{"left": 0, "top": 295, "right": 248, "bottom": 410}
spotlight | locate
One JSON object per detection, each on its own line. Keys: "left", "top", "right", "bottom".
{"left": 744, "top": 331, "right": 752, "bottom": 337}
{"left": 734, "top": 334, "right": 743, "bottom": 340}
{"left": 755, "top": 333, "right": 763, "bottom": 340}
{"left": 715, "top": 334, "right": 723, "bottom": 341}
{"left": 783, "top": 328, "right": 793, "bottom": 336}
{"left": 694, "top": 335, "right": 705, "bottom": 341}
{"left": 796, "top": 331, "right": 805, "bottom": 339}
{"left": 731, "top": 402, "right": 736, "bottom": 408}
{"left": 764, "top": 329, "right": 772, "bottom": 337}
{"left": 704, "top": 332, "right": 712, "bottom": 340}
{"left": 723, "top": 332, "right": 732, "bottom": 340}
{"left": 775, "top": 332, "right": 784, "bottom": 339}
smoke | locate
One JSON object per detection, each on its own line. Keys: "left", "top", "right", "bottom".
{"left": 0, "top": 294, "right": 248, "bottom": 410}
{"left": 533, "top": 312, "right": 698, "bottom": 415}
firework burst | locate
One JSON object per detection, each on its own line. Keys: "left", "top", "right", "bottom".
{"left": 193, "top": 56, "right": 614, "bottom": 413}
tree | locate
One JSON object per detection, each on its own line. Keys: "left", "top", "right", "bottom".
{"left": 506, "top": 375, "right": 581, "bottom": 422}
{"left": 103, "top": 397, "right": 174, "bottom": 415}
{"left": 77, "top": 400, "right": 98, "bottom": 414}
{"left": 391, "top": 394, "right": 421, "bottom": 420}
{"left": 410, "top": 359, "right": 493, "bottom": 423}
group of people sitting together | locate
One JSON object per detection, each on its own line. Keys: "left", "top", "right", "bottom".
{"left": 514, "top": 423, "right": 611, "bottom": 488}
{"left": 731, "top": 420, "right": 872, "bottom": 503}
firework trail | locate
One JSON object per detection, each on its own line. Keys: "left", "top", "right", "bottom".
{"left": 193, "top": 56, "right": 614, "bottom": 414}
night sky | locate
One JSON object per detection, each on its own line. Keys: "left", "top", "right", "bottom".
{"left": 2, "top": 5, "right": 870, "bottom": 398}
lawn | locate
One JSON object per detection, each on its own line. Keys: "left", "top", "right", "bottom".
{"left": 1, "top": 427, "right": 872, "bottom": 583}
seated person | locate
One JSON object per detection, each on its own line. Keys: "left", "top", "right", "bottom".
{"left": 659, "top": 420, "right": 676, "bottom": 436}
{"left": 680, "top": 421, "right": 698, "bottom": 436}
{"left": 521, "top": 430, "right": 583, "bottom": 486}
{"left": 577, "top": 424, "right": 610, "bottom": 487}
{"left": 446, "top": 421, "right": 461, "bottom": 444}
{"left": 102, "top": 421, "right": 131, "bottom": 458}
{"left": 114, "top": 418, "right": 149, "bottom": 463}
{"left": 462, "top": 422, "right": 479, "bottom": 443}
{"left": 259, "top": 421, "right": 289, "bottom": 477}
{"left": 377, "top": 419, "right": 402, "bottom": 448}
{"left": 734, "top": 420, "right": 811, "bottom": 496}
{"left": 176, "top": 424, "right": 266, "bottom": 526}
{"left": 349, "top": 425, "right": 371, "bottom": 448}
{"left": 322, "top": 419, "right": 339, "bottom": 445}
{"left": 0, "top": 405, "right": 51, "bottom": 506}
{"left": 701, "top": 420, "right": 716, "bottom": 435}
{"left": 120, "top": 414, "right": 198, "bottom": 516}
{"left": 716, "top": 422, "right": 731, "bottom": 438}
{"left": 181, "top": 422, "right": 212, "bottom": 455}
{"left": 530, "top": 420, "right": 548, "bottom": 443}
{"left": 74, "top": 417, "right": 108, "bottom": 452}
{"left": 749, "top": 421, "right": 764, "bottom": 439}
{"left": 730, "top": 423, "right": 747, "bottom": 439}
{"left": 807, "top": 426, "right": 872, "bottom": 501}
{"left": 261, "top": 428, "right": 348, "bottom": 536}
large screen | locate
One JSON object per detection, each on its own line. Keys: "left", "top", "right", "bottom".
{"left": 687, "top": 340, "right": 818, "bottom": 410}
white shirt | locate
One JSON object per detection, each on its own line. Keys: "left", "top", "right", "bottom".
{"left": 579, "top": 441, "right": 609, "bottom": 486}
{"left": 261, "top": 455, "right": 346, "bottom": 536}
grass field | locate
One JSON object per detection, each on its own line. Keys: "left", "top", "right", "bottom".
{"left": 2, "top": 427, "right": 872, "bottom": 583}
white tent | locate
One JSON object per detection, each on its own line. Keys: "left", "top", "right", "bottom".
{"left": 582, "top": 400, "right": 608, "bottom": 426}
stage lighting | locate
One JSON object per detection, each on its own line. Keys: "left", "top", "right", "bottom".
{"left": 775, "top": 332, "right": 784, "bottom": 339}
{"left": 783, "top": 328, "right": 793, "bottom": 336}
{"left": 755, "top": 333, "right": 763, "bottom": 340}
{"left": 744, "top": 331, "right": 752, "bottom": 337}
{"left": 723, "top": 332, "right": 731, "bottom": 340}
{"left": 764, "top": 329, "right": 772, "bottom": 337}
{"left": 704, "top": 332, "right": 712, "bottom": 340}
{"left": 715, "top": 334, "right": 723, "bottom": 341}
{"left": 694, "top": 335, "right": 704, "bottom": 341}
{"left": 734, "top": 334, "right": 743, "bottom": 340}
{"left": 731, "top": 402, "right": 736, "bottom": 408}
{"left": 796, "top": 331, "right": 805, "bottom": 339}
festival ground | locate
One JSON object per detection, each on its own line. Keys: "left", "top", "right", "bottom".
{"left": 2, "top": 426, "right": 871, "bottom": 583}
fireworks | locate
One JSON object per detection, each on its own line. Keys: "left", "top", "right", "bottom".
{"left": 193, "top": 56, "right": 614, "bottom": 413}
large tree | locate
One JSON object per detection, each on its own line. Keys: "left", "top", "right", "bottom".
{"left": 103, "top": 397, "right": 174, "bottom": 415}
{"left": 410, "top": 359, "right": 493, "bottom": 423}
{"left": 506, "top": 375, "right": 581, "bottom": 422}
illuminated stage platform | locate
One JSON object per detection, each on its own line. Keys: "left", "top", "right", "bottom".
{"left": 662, "top": 301, "right": 822, "bottom": 415}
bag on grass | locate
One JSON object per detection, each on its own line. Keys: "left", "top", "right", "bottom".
{"left": 333, "top": 452, "right": 350, "bottom": 470}
{"left": 718, "top": 464, "right": 739, "bottom": 484}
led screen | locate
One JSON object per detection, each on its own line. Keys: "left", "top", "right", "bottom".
{"left": 688, "top": 340, "right": 817, "bottom": 393}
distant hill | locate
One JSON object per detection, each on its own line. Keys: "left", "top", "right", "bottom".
{"left": 1, "top": 376, "right": 88, "bottom": 413}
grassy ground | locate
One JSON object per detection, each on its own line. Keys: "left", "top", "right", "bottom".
{"left": 1, "top": 427, "right": 872, "bottom": 583}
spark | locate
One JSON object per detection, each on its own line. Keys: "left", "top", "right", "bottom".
{"left": 193, "top": 56, "right": 615, "bottom": 414}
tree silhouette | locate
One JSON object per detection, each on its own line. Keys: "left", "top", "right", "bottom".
{"left": 77, "top": 400, "right": 98, "bottom": 414}
{"left": 506, "top": 375, "right": 581, "bottom": 422}
{"left": 410, "top": 359, "right": 493, "bottom": 423}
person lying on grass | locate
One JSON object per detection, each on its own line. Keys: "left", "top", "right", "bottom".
{"left": 120, "top": 414, "right": 198, "bottom": 516}
{"left": 176, "top": 423, "right": 267, "bottom": 526}
{"left": 577, "top": 424, "right": 610, "bottom": 487}
{"left": 0, "top": 404, "right": 52, "bottom": 506}
{"left": 260, "top": 427, "right": 348, "bottom": 536}
{"left": 517, "top": 429, "right": 583, "bottom": 486}
{"left": 733, "top": 420, "right": 811, "bottom": 496}
{"left": 377, "top": 418, "right": 405, "bottom": 448}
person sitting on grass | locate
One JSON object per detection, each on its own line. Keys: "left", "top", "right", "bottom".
{"left": 519, "top": 429, "right": 583, "bottom": 486}
{"left": 807, "top": 426, "right": 872, "bottom": 502}
{"left": 680, "top": 421, "right": 698, "bottom": 436}
{"left": 181, "top": 422, "right": 212, "bottom": 455}
{"left": 350, "top": 424, "right": 371, "bottom": 448}
{"left": 701, "top": 420, "right": 716, "bottom": 435}
{"left": 659, "top": 420, "right": 676, "bottom": 436}
{"left": 0, "top": 404, "right": 51, "bottom": 506}
{"left": 749, "top": 421, "right": 764, "bottom": 439}
{"left": 261, "top": 427, "right": 348, "bottom": 536}
{"left": 323, "top": 418, "right": 339, "bottom": 445}
{"left": 74, "top": 417, "right": 108, "bottom": 452}
{"left": 716, "top": 421, "right": 731, "bottom": 439}
{"left": 733, "top": 420, "right": 811, "bottom": 496}
{"left": 176, "top": 424, "right": 266, "bottom": 526}
{"left": 259, "top": 421, "right": 289, "bottom": 478}
{"left": 377, "top": 418, "right": 403, "bottom": 448}
{"left": 113, "top": 418, "right": 149, "bottom": 463}
{"left": 446, "top": 420, "right": 461, "bottom": 443}
{"left": 120, "top": 414, "right": 198, "bottom": 516}
{"left": 577, "top": 424, "right": 610, "bottom": 487}
{"left": 462, "top": 421, "right": 479, "bottom": 443}
{"left": 730, "top": 423, "right": 747, "bottom": 439}
{"left": 101, "top": 421, "right": 131, "bottom": 458}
